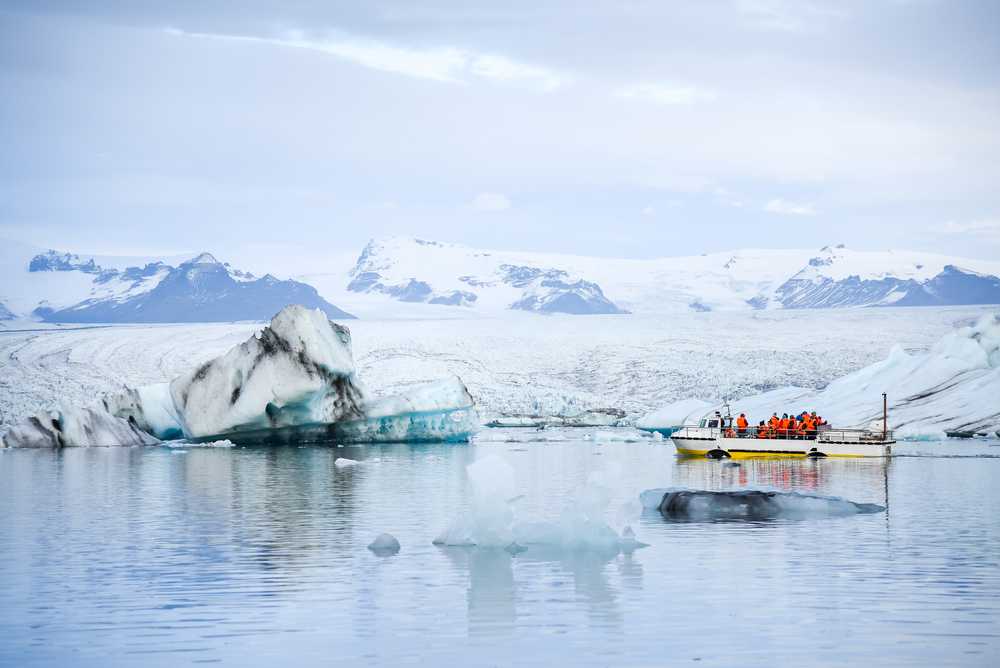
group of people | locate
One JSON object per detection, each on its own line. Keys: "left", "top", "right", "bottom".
{"left": 732, "top": 411, "right": 828, "bottom": 439}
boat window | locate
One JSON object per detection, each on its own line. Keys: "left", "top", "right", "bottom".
{"left": 699, "top": 419, "right": 707, "bottom": 428}
{"left": 708, "top": 419, "right": 719, "bottom": 428}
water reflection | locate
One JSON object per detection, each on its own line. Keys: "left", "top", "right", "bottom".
{"left": 438, "top": 543, "right": 641, "bottom": 637}
{"left": 673, "top": 455, "right": 890, "bottom": 501}
{"left": 1, "top": 437, "right": 998, "bottom": 667}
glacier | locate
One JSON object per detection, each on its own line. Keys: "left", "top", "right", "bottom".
{"left": 640, "top": 313, "right": 1000, "bottom": 437}
{"left": 2, "top": 305, "right": 477, "bottom": 447}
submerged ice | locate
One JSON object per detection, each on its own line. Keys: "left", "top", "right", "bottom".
{"left": 2, "top": 305, "right": 477, "bottom": 447}
{"left": 641, "top": 488, "right": 885, "bottom": 520}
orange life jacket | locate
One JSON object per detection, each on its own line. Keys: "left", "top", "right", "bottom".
{"left": 737, "top": 416, "right": 748, "bottom": 429}
{"left": 769, "top": 416, "right": 779, "bottom": 428}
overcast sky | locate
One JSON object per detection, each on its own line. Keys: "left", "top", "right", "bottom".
{"left": 1, "top": 1, "right": 998, "bottom": 272}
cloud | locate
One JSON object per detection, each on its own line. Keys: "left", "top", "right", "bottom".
{"left": 641, "top": 206, "right": 655, "bottom": 216}
{"left": 733, "top": 0, "right": 847, "bottom": 33}
{"left": 616, "top": 83, "right": 716, "bottom": 106}
{"left": 471, "top": 192, "right": 511, "bottom": 212}
{"left": 166, "top": 28, "right": 568, "bottom": 90}
{"left": 764, "top": 198, "right": 818, "bottom": 216}
{"left": 940, "top": 219, "right": 1000, "bottom": 242}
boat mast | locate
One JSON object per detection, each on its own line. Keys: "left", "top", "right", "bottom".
{"left": 882, "top": 392, "right": 887, "bottom": 440}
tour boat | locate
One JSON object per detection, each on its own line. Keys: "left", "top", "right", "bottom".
{"left": 670, "top": 395, "right": 894, "bottom": 459}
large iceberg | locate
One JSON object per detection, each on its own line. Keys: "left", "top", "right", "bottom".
{"left": 2, "top": 305, "right": 477, "bottom": 447}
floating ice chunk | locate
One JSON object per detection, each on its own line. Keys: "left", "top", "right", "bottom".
{"left": 583, "top": 429, "right": 648, "bottom": 442}
{"left": 334, "top": 457, "right": 360, "bottom": 468}
{"left": 1, "top": 406, "right": 160, "bottom": 448}
{"left": 368, "top": 533, "right": 401, "bottom": 555}
{"left": 434, "top": 455, "right": 517, "bottom": 547}
{"left": 190, "top": 439, "right": 235, "bottom": 448}
{"left": 170, "top": 305, "right": 365, "bottom": 438}
{"left": 646, "top": 488, "right": 885, "bottom": 521}
{"left": 435, "top": 455, "right": 647, "bottom": 551}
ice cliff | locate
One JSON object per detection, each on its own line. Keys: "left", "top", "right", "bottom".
{"left": 2, "top": 305, "right": 477, "bottom": 447}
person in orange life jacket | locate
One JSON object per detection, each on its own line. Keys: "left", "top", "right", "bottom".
{"left": 756, "top": 421, "right": 768, "bottom": 438}
{"left": 736, "top": 413, "right": 749, "bottom": 436}
{"left": 778, "top": 414, "right": 790, "bottom": 438}
{"left": 788, "top": 414, "right": 800, "bottom": 439}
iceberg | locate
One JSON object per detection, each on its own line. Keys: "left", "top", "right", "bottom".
{"left": 434, "top": 455, "right": 646, "bottom": 552}
{"left": 2, "top": 305, "right": 477, "bottom": 447}
{"left": 170, "top": 305, "right": 365, "bottom": 438}
{"left": 1, "top": 406, "right": 159, "bottom": 448}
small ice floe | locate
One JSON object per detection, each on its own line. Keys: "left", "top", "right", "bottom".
{"left": 582, "top": 429, "right": 647, "bottom": 443}
{"left": 334, "top": 457, "right": 360, "bottom": 468}
{"left": 173, "top": 439, "right": 234, "bottom": 448}
{"left": 618, "top": 525, "right": 648, "bottom": 551}
{"left": 367, "top": 533, "right": 401, "bottom": 556}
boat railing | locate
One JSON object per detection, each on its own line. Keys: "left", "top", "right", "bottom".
{"left": 818, "top": 428, "right": 894, "bottom": 443}
{"left": 672, "top": 424, "right": 893, "bottom": 442}
{"left": 672, "top": 425, "right": 821, "bottom": 440}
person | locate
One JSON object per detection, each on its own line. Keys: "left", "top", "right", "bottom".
{"left": 736, "top": 413, "right": 749, "bottom": 436}
{"left": 769, "top": 413, "right": 780, "bottom": 434}
{"left": 778, "top": 413, "right": 789, "bottom": 439}
{"left": 788, "top": 414, "right": 799, "bottom": 439}
{"left": 757, "top": 420, "right": 768, "bottom": 438}
{"left": 800, "top": 413, "right": 814, "bottom": 438}
{"left": 799, "top": 413, "right": 813, "bottom": 438}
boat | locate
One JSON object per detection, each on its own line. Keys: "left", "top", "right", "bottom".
{"left": 670, "top": 395, "right": 894, "bottom": 459}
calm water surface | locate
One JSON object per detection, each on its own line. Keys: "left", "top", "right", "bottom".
{"left": 1, "top": 430, "right": 998, "bottom": 667}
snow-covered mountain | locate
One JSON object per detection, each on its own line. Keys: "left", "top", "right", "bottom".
{"left": 347, "top": 238, "right": 627, "bottom": 315}
{"left": 343, "top": 237, "right": 1000, "bottom": 314}
{"left": 0, "top": 242, "right": 354, "bottom": 323}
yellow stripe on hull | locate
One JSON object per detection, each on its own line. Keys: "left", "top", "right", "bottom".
{"left": 673, "top": 447, "right": 876, "bottom": 459}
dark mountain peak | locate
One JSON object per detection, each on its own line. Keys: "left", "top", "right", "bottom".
{"left": 183, "top": 252, "right": 221, "bottom": 266}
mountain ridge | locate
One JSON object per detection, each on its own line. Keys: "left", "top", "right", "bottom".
{"left": 2, "top": 244, "right": 354, "bottom": 323}
{"left": 342, "top": 237, "right": 1000, "bottom": 314}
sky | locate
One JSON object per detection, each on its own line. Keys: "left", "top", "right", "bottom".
{"left": 1, "top": 0, "right": 998, "bottom": 273}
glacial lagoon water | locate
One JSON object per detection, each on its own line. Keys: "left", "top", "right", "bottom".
{"left": 1, "top": 430, "right": 999, "bottom": 667}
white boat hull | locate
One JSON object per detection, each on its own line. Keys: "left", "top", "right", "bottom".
{"left": 671, "top": 435, "right": 891, "bottom": 458}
